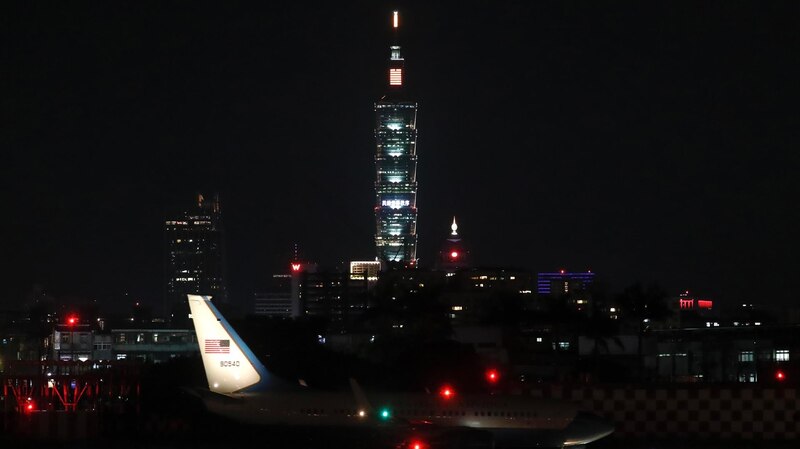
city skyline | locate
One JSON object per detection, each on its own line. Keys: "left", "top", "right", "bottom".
{"left": 4, "top": 2, "right": 799, "bottom": 312}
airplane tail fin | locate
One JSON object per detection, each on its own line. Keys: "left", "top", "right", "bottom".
{"left": 188, "top": 294, "right": 276, "bottom": 394}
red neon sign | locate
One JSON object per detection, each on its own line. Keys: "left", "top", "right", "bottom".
{"left": 291, "top": 263, "right": 302, "bottom": 272}
{"left": 697, "top": 300, "right": 713, "bottom": 309}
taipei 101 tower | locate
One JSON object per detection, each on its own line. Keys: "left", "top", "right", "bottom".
{"left": 374, "top": 11, "right": 419, "bottom": 266}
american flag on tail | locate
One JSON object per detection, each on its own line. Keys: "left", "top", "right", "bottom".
{"left": 204, "top": 339, "right": 230, "bottom": 354}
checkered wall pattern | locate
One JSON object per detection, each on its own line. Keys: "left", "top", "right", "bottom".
{"left": 528, "top": 385, "right": 799, "bottom": 440}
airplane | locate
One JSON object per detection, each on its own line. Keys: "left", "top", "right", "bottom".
{"left": 186, "top": 294, "right": 614, "bottom": 448}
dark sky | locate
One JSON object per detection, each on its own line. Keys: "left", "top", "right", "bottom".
{"left": 4, "top": 2, "right": 799, "bottom": 313}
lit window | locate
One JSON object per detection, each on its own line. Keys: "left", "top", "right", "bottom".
{"left": 738, "top": 351, "right": 754, "bottom": 362}
{"left": 775, "top": 350, "right": 790, "bottom": 362}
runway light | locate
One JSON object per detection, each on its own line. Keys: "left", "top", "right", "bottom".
{"left": 410, "top": 439, "right": 425, "bottom": 449}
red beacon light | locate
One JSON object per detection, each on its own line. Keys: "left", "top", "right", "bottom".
{"left": 439, "top": 385, "right": 455, "bottom": 399}
{"left": 776, "top": 370, "right": 786, "bottom": 381}
{"left": 409, "top": 439, "right": 425, "bottom": 449}
{"left": 67, "top": 315, "right": 78, "bottom": 325}
{"left": 450, "top": 251, "right": 459, "bottom": 259}
{"left": 486, "top": 369, "right": 500, "bottom": 384}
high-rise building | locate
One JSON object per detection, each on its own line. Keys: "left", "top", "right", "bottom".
{"left": 349, "top": 260, "right": 381, "bottom": 289}
{"left": 253, "top": 275, "right": 293, "bottom": 318}
{"left": 374, "top": 11, "right": 419, "bottom": 265}
{"left": 435, "top": 217, "right": 470, "bottom": 274}
{"left": 164, "top": 194, "right": 228, "bottom": 322}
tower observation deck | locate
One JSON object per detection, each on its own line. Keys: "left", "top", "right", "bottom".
{"left": 374, "top": 11, "right": 419, "bottom": 265}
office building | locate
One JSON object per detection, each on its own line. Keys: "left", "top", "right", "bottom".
{"left": 164, "top": 194, "right": 228, "bottom": 322}
{"left": 537, "top": 270, "right": 595, "bottom": 296}
{"left": 374, "top": 11, "right": 419, "bottom": 265}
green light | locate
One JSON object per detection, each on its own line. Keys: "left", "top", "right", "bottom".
{"left": 380, "top": 408, "right": 390, "bottom": 419}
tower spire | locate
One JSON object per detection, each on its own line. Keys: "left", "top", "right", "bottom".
{"left": 451, "top": 217, "right": 458, "bottom": 236}
{"left": 388, "top": 10, "right": 404, "bottom": 88}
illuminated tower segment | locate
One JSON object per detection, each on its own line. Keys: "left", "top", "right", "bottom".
{"left": 374, "top": 11, "right": 419, "bottom": 264}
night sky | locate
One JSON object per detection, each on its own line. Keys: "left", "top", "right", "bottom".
{"left": 4, "top": 2, "right": 799, "bottom": 313}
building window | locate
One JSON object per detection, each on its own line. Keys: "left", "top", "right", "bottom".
{"left": 738, "top": 373, "right": 757, "bottom": 383}
{"left": 136, "top": 333, "right": 146, "bottom": 343}
{"left": 775, "top": 350, "right": 790, "bottom": 362}
{"left": 738, "top": 351, "right": 754, "bottom": 362}
{"left": 558, "top": 341, "right": 570, "bottom": 350}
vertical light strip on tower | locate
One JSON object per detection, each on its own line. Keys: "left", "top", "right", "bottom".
{"left": 374, "top": 11, "right": 419, "bottom": 265}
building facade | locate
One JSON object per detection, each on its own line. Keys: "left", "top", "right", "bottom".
{"left": 164, "top": 194, "right": 228, "bottom": 322}
{"left": 374, "top": 11, "right": 419, "bottom": 265}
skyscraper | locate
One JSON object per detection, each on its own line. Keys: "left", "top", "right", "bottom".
{"left": 164, "top": 194, "right": 228, "bottom": 322}
{"left": 374, "top": 11, "right": 419, "bottom": 265}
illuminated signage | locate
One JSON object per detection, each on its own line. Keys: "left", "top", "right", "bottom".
{"left": 381, "top": 199, "right": 409, "bottom": 209}
{"left": 389, "top": 68, "right": 402, "bottom": 86}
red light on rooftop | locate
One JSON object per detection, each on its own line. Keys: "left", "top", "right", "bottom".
{"left": 67, "top": 315, "right": 78, "bottom": 326}
{"left": 776, "top": 370, "right": 786, "bottom": 381}
{"left": 450, "top": 251, "right": 459, "bottom": 259}
{"left": 486, "top": 369, "right": 500, "bottom": 384}
{"left": 410, "top": 440, "right": 424, "bottom": 449}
